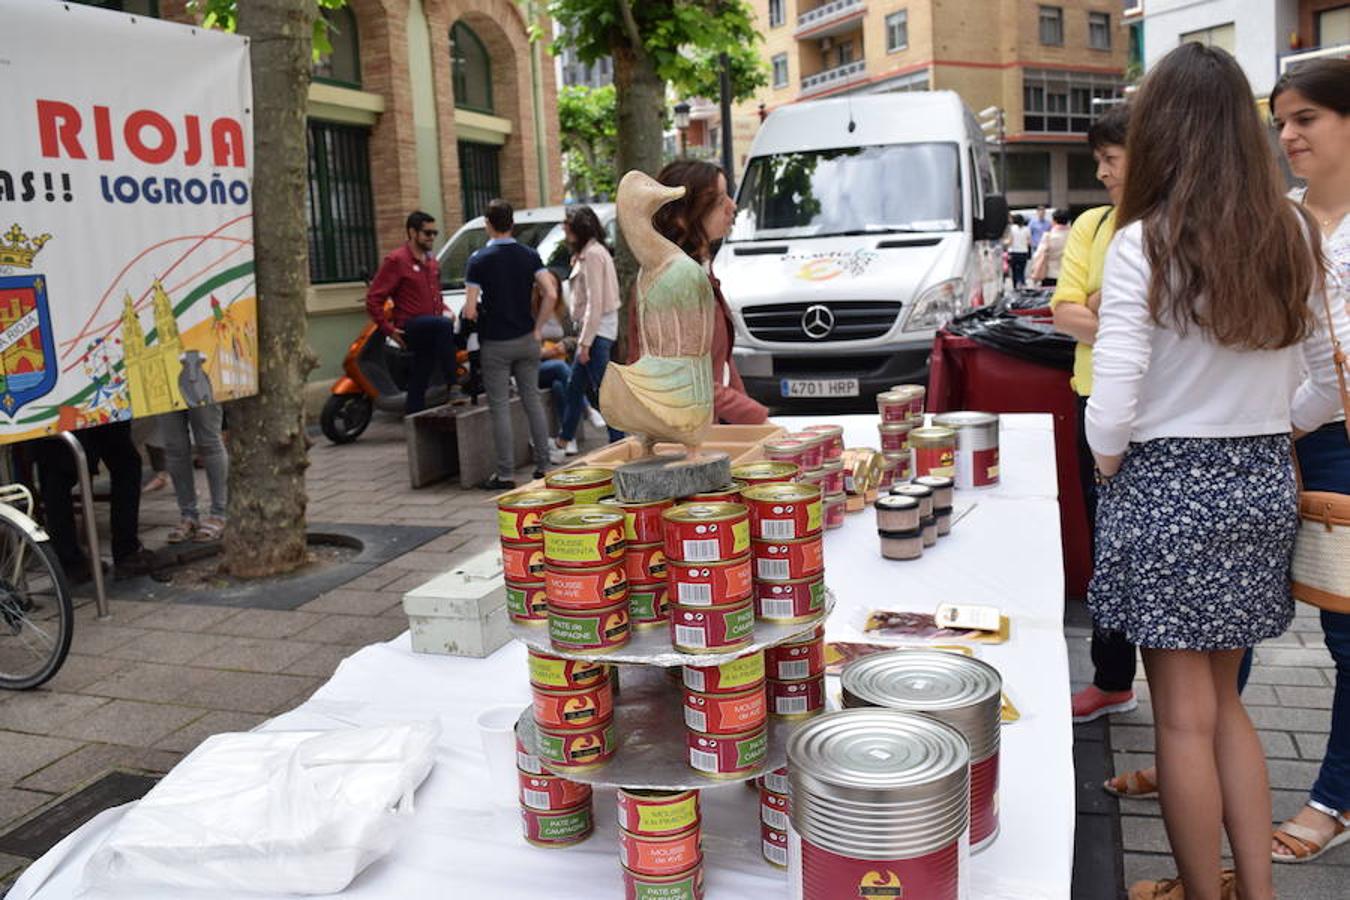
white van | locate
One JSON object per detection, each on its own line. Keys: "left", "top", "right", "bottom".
{"left": 714, "top": 91, "right": 1007, "bottom": 408}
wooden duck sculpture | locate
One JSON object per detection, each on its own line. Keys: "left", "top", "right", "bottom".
{"left": 600, "top": 170, "right": 717, "bottom": 456}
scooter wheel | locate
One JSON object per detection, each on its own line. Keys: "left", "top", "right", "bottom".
{"left": 321, "top": 394, "right": 373, "bottom": 444}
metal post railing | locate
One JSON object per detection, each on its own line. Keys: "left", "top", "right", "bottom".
{"left": 58, "top": 431, "right": 109, "bottom": 620}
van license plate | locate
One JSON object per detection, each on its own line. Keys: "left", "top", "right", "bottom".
{"left": 781, "top": 378, "right": 859, "bottom": 398}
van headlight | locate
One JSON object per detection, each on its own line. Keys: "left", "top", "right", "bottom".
{"left": 901, "top": 278, "right": 965, "bottom": 332}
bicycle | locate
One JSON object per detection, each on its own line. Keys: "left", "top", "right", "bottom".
{"left": 0, "top": 482, "right": 73, "bottom": 690}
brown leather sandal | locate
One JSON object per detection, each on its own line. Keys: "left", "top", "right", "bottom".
{"left": 1104, "top": 767, "right": 1158, "bottom": 798}
{"left": 1128, "top": 869, "right": 1236, "bottom": 899}
{"left": 1271, "top": 805, "right": 1350, "bottom": 863}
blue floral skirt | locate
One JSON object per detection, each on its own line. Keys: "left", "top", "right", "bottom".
{"left": 1087, "top": 435, "right": 1297, "bottom": 650}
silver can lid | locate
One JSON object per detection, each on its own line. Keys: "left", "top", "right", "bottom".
{"left": 932, "top": 410, "right": 998, "bottom": 428}
{"left": 787, "top": 708, "right": 969, "bottom": 796}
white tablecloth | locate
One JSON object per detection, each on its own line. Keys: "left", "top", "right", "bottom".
{"left": 12, "top": 415, "right": 1073, "bottom": 900}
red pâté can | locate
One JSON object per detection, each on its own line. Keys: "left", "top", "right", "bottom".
{"left": 542, "top": 505, "right": 626, "bottom": 568}
{"left": 545, "top": 466, "right": 615, "bottom": 506}
{"left": 683, "top": 683, "right": 767, "bottom": 734}
{"left": 601, "top": 495, "right": 674, "bottom": 545}
{"left": 730, "top": 460, "right": 800, "bottom": 486}
{"left": 762, "top": 821, "right": 789, "bottom": 868}
{"left": 670, "top": 598, "right": 756, "bottom": 653}
{"left": 616, "top": 788, "right": 702, "bottom": 837}
{"left": 910, "top": 426, "right": 957, "bottom": 480}
{"left": 498, "top": 488, "right": 574, "bottom": 544}
{"left": 820, "top": 459, "right": 846, "bottom": 497}
{"left": 766, "top": 626, "right": 826, "bottom": 680}
{"left": 519, "top": 770, "right": 593, "bottom": 811}
{"left": 618, "top": 824, "right": 703, "bottom": 876}
{"left": 520, "top": 799, "right": 594, "bottom": 847}
{"left": 764, "top": 437, "right": 810, "bottom": 470}
{"left": 623, "top": 543, "right": 668, "bottom": 584}
{"left": 788, "top": 432, "right": 826, "bottom": 470}
{"left": 666, "top": 555, "right": 753, "bottom": 607}
{"left": 621, "top": 863, "right": 705, "bottom": 900}
{"left": 627, "top": 581, "right": 670, "bottom": 628}
{"left": 662, "top": 503, "right": 750, "bottom": 564}
{"left": 505, "top": 579, "right": 548, "bottom": 624}
{"left": 751, "top": 534, "right": 825, "bottom": 582}
{"left": 761, "top": 764, "right": 791, "bottom": 796}
{"left": 534, "top": 717, "right": 617, "bottom": 771}
{"left": 532, "top": 679, "right": 614, "bottom": 730}
{"left": 682, "top": 651, "right": 765, "bottom": 694}
{"left": 527, "top": 650, "right": 608, "bottom": 690}
{"left": 684, "top": 481, "right": 745, "bottom": 504}
{"left": 760, "top": 783, "right": 791, "bottom": 831}
{"left": 686, "top": 725, "right": 768, "bottom": 777}
{"left": 753, "top": 573, "right": 826, "bottom": 623}
{"left": 516, "top": 721, "right": 544, "bottom": 775}
{"left": 548, "top": 601, "right": 631, "bottom": 653}
{"left": 878, "top": 421, "right": 914, "bottom": 455}
{"left": 501, "top": 542, "right": 546, "bottom": 582}
{"left": 767, "top": 674, "right": 826, "bottom": 718}
{"left": 742, "top": 482, "right": 823, "bottom": 542}
{"left": 544, "top": 561, "right": 628, "bottom": 610}
{"left": 801, "top": 424, "right": 845, "bottom": 461}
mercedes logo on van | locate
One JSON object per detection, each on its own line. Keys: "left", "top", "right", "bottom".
{"left": 801, "top": 304, "right": 835, "bottom": 340}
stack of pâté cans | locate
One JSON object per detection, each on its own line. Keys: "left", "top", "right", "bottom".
{"left": 616, "top": 787, "right": 705, "bottom": 896}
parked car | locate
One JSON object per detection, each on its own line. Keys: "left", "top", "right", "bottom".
{"left": 713, "top": 92, "right": 1007, "bottom": 410}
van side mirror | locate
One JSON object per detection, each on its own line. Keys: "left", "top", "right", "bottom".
{"left": 976, "top": 195, "right": 1009, "bottom": 241}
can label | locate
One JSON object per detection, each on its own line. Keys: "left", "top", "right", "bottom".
{"left": 762, "top": 822, "right": 789, "bottom": 868}
{"left": 506, "top": 580, "right": 549, "bottom": 623}
{"left": 531, "top": 680, "right": 614, "bottom": 730}
{"left": 764, "top": 440, "right": 809, "bottom": 468}
{"left": 753, "top": 575, "right": 825, "bottom": 622}
{"left": 682, "top": 684, "right": 767, "bottom": 734}
{"left": 498, "top": 490, "right": 573, "bottom": 543}
{"left": 535, "top": 718, "right": 617, "bottom": 770}
{"left": 762, "top": 765, "right": 790, "bottom": 796}
{"left": 767, "top": 675, "right": 825, "bottom": 717}
{"left": 548, "top": 602, "right": 631, "bottom": 652}
{"left": 516, "top": 727, "right": 543, "bottom": 774}
{"left": 621, "top": 864, "right": 704, "bottom": 900}
{"left": 544, "top": 523, "right": 626, "bottom": 567}
{"left": 616, "top": 790, "right": 701, "bottom": 837}
{"left": 669, "top": 599, "right": 756, "bottom": 653}
{"left": 955, "top": 446, "right": 1000, "bottom": 489}
{"left": 681, "top": 652, "right": 765, "bottom": 693}
{"left": 619, "top": 825, "right": 703, "bottom": 876}
{"left": 879, "top": 427, "right": 912, "bottom": 454}
{"left": 663, "top": 510, "right": 750, "bottom": 563}
{"left": 765, "top": 637, "right": 825, "bottom": 681}
{"left": 796, "top": 833, "right": 960, "bottom": 900}
{"left": 760, "top": 789, "right": 790, "bottom": 831}
{"left": 823, "top": 495, "right": 846, "bottom": 530}
{"left": 518, "top": 771, "right": 593, "bottom": 811}
{"left": 667, "top": 555, "right": 753, "bottom": 607}
{"left": 605, "top": 498, "right": 673, "bottom": 544}
{"left": 788, "top": 437, "right": 824, "bottom": 471}
{"left": 545, "top": 563, "right": 629, "bottom": 610}
{"left": 520, "top": 802, "right": 594, "bottom": 846}
{"left": 624, "top": 543, "right": 668, "bottom": 583}
{"left": 686, "top": 726, "right": 768, "bottom": 776}
{"left": 528, "top": 651, "right": 608, "bottom": 690}
{"left": 743, "top": 487, "right": 822, "bottom": 541}
{"left": 915, "top": 444, "right": 956, "bottom": 479}
{"left": 751, "top": 535, "right": 824, "bottom": 582}
{"left": 878, "top": 398, "right": 910, "bottom": 423}
{"left": 971, "top": 752, "right": 1000, "bottom": 849}
{"left": 501, "top": 543, "right": 545, "bottom": 581}
{"left": 821, "top": 468, "right": 845, "bottom": 496}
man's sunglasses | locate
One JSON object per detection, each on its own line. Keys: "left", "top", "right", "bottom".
{"left": 420, "top": 229, "right": 439, "bottom": 237}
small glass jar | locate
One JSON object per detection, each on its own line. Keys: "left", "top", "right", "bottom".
{"left": 921, "top": 515, "right": 938, "bottom": 547}
{"left": 890, "top": 483, "right": 934, "bottom": 520}
{"left": 875, "top": 494, "right": 921, "bottom": 533}
{"left": 913, "top": 475, "right": 954, "bottom": 510}
{"left": 878, "top": 527, "right": 923, "bottom": 561}
{"left": 935, "top": 505, "right": 953, "bottom": 537}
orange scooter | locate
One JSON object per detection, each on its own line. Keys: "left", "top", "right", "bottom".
{"left": 320, "top": 300, "right": 471, "bottom": 444}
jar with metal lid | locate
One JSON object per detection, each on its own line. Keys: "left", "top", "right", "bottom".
{"left": 875, "top": 494, "right": 920, "bottom": 533}
{"left": 913, "top": 475, "right": 954, "bottom": 510}
{"left": 890, "top": 483, "right": 933, "bottom": 519}
{"left": 910, "top": 426, "right": 956, "bottom": 479}
{"left": 921, "top": 515, "right": 938, "bottom": 547}
{"left": 878, "top": 527, "right": 923, "bottom": 560}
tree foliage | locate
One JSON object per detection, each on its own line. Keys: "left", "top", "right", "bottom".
{"left": 558, "top": 84, "right": 618, "bottom": 201}
{"left": 189, "top": 0, "right": 345, "bottom": 58}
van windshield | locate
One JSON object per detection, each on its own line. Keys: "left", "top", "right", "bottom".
{"left": 729, "top": 143, "right": 961, "bottom": 242}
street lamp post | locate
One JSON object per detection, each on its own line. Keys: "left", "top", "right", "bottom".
{"left": 674, "top": 100, "right": 691, "bottom": 157}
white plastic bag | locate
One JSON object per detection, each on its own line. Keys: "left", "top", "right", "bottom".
{"left": 76, "top": 721, "right": 439, "bottom": 896}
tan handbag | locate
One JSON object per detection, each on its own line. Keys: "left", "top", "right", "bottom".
{"left": 1291, "top": 284, "right": 1350, "bottom": 613}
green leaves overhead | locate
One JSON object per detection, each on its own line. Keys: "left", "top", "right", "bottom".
{"left": 558, "top": 84, "right": 618, "bottom": 199}
{"left": 188, "top": 0, "right": 346, "bottom": 58}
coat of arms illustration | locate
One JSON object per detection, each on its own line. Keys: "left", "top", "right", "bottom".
{"left": 0, "top": 225, "right": 58, "bottom": 419}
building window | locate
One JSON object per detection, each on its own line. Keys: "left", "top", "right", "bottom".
{"left": 451, "top": 21, "right": 493, "bottom": 113}
{"left": 1317, "top": 6, "right": 1350, "bottom": 46}
{"left": 306, "top": 121, "right": 378, "bottom": 285}
{"left": 1022, "top": 68, "right": 1124, "bottom": 133}
{"left": 1088, "top": 11, "right": 1110, "bottom": 50}
{"left": 772, "top": 53, "right": 789, "bottom": 88}
{"left": 769, "top": 0, "right": 785, "bottom": 28}
{"left": 886, "top": 10, "right": 909, "bottom": 52}
{"left": 459, "top": 141, "right": 502, "bottom": 222}
{"left": 313, "top": 6, "right": 360, "bottom": 88}
{"left": 1067, "top": 152, "right": 1101, "bottom": 190}
{"left": 1039, "top": 6, "right": 1063, "bottom": 46}
{"left": 837, "top": 40, "right": 854, "bottom": 66}
{"left": 1005, "top": 152, "right": 1051, "bottom": 193}
{"left": 1179, "top": 22, "right": 1235, "bottom": 54}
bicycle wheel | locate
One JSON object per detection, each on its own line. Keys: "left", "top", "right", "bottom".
{"left": 0, "top": 516, "right": 73, "bottom": 690}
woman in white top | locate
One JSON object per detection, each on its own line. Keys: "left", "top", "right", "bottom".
{"left": 1268, "top": 57, "right": 1350, "bottom": 866}
{"left": 1004, "top": 213, "right": 1031, "bottom": 288}
{"left": 1030, "top": 208, "right": 1071, "bottom": 287}
{"left": 1087, "top": 44, "right": 1348, "bottom": 900}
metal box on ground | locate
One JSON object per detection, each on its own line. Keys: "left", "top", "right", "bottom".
{"left": 401, "top": 546, "right": 509, "bottom": 657}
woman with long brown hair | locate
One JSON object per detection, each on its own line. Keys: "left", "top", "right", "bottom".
{"left": 643, "top": 159, "right": 767, "bottom": 425}
{"left": 1086, "top": 44, "right": 1348, "bottom": 900}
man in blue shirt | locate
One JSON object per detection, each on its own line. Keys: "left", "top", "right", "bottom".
{"left": 1028, "top": 204, "right": 1051, "bottom": 252}
{"left": 463, "top": 199, "right": 557, "bottom": 489}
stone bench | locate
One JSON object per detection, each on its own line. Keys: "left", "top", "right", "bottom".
{"left": 404, "top": 388, "right": 555, "bottom": 489}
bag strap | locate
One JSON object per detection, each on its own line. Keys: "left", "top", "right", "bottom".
{"left": 1318, "top": 281, "right": 1350, "bottom": 441}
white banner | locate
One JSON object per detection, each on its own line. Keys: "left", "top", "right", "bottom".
{"left": 0, "top": 0, "right": 256, "bottom": 443}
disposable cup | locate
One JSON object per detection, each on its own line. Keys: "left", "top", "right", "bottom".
{"left": 478, "top": 705, "right": 526, "bottom": 807}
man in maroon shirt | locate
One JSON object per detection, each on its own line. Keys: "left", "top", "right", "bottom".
{"left": 365, "top": 211, "right": 452, "bottom": 413}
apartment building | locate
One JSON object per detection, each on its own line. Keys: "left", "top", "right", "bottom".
{"left": 1134, "top": 0, "right": 1349, "bottom": 98}
{"left": 691, "top": 1, "right": 1131, "bottom": 211}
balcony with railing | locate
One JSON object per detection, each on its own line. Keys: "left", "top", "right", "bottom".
{"left": 1279, "top": 42, "right": 1349, "bottom": 73}
{"left": 795, "top": 0, "right": 867, "bottom": 40}
{"left": 800, "top": 58, "right": 867, "bottom": 97}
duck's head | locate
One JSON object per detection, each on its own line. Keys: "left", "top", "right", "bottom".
{"left": 617, "top": 170, "right": 686, "bottom": 223}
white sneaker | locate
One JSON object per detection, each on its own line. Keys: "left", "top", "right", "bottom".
{"left": 564, "top": 439, "right": 580, "bottom": 456}
{"left": 586, "top": 406, "right": 606, "bottom": 429}
{"left": 548, "top": 444, "right": 567, "bottom": 465}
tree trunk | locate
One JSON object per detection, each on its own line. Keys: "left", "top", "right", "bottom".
{"left": 611, "top": 43, "right": 665, "bottom": 361}
{"left": 225, "top": 0, "right": 317, "bottom": 578}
